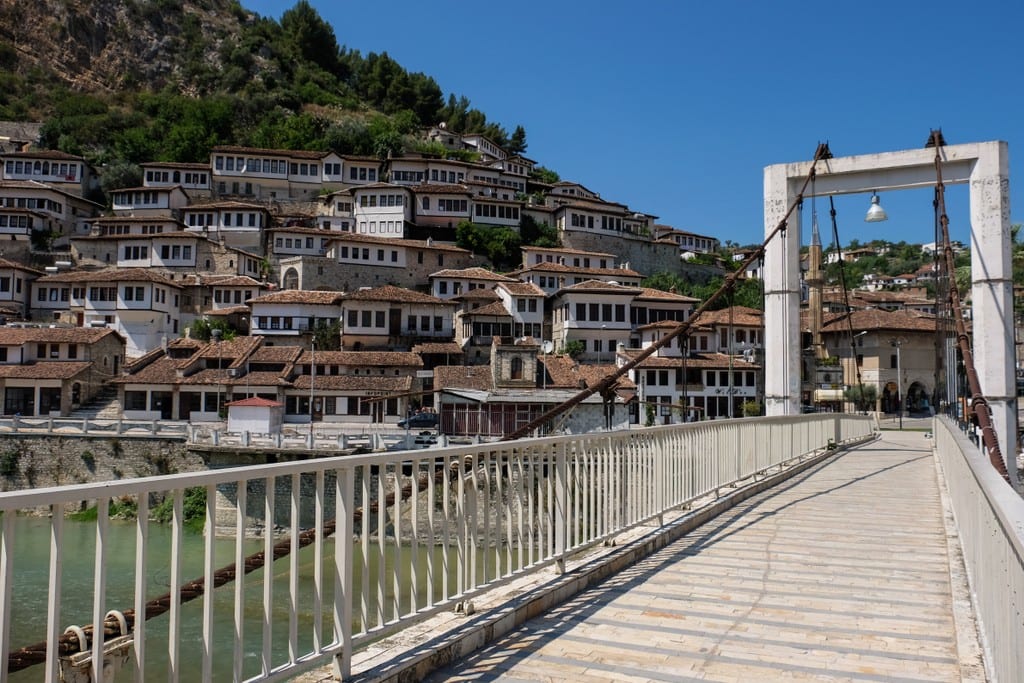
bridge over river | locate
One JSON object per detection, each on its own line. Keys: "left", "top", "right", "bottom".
{"left": 0, "top": 413, "right": 1019, "bottom": 683}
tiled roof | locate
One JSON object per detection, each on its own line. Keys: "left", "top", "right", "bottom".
{"left": 464, "top": 301, "right": 510, "bottom": 317}
{"left": 225, "top": 397, "right": 282, "bottom": 408}
{"left": 409, "top": 184, "right": 472, "bottom": 195}
{"left": 3, "top": 149, "right": 84, "bottom": 161}
{"left": 635, "top": 287, "right": 700, "bottom": 303}
{"left": 557, "top": 279, "right": 643, "bottom": 294}
{"left": 74, "top": 231, "right": 198, "bottom": 242}
{"left": 296, "top": 351, "right": 422, "bottom": 367}
{"left": 513, "top": 262, "right": 642, "bottom": 278}
{"left": 344, "top": 285, "right": 449, "bottom": 305}
{"left": 575, "top": 363, "right": 637, "bottom": 390}
{"left": 35, "top": 268, "right": 181, "bottom": 287}
{"left": 434, "top": 365, "right": 493, "bottom": 392}
{"left": 141, "top": 161, "right": 209, "bottom": 170}
{"left": 412, "top": 342, "right": 464, "bottom": 355}
{"left": 430, "top": 267, "right": 516, "bottom": 281}
{"left": 203, "top": 305, "right": 252, "bottom": 317}
{"left": 113, "top": 356, "right": 187, "bottom": 384}
{"left": 521, "top": 246, "right": 616, "bottom": 258}
{"left": 228, "top": 371, "right": 292, "bottom": 387}
{"left": 267, "top": 226, "right": 336, "bottom": 236}
{"left": 0, "top": 361, "right": 92, "bottom": 380}
{"left": 195, "top": 335, "right": 263, "bottom": 363}
{"left": 211, "top": 145, "right": 327, "bottom": 160}
{"left": 537, "top": 355, "right": 636, "bottom": 390}
{"left": 249, "top": 345, "right": 303, "bottom": 363}
{"left": 0, "top": 258, "right": 43, "bottom": 275}
{"left": 497, "top": 281, "right": 545, "bottom": 296}
{"left": 183, "top": 200, "right": 267, "bottom": 211}
{"left": 0, "top": 181, "right": 104, "bottom": 206}
{"left": 204, "top": 275, "right": 264, "bottom": 287}
{"left": 620, "top": 349, "right": 760, "bottom": 370}
{"left": 454, "top": 288, "right": 499, "bottom": 301}
{"left": 248, "top": 290, "right": 345, "bottom": 305}
{"left": 323, "top": 232, "right": 470, "bottom": 253}
{"left": 180, "top": 368, "right": 233, "bottom": 386}
{"left": 291, "top": 375, "right": 412, "bottom": 392}
{"left": 692, "top": 306, "right": 764, "bottom": 327}
{"left": 0, "top": 327, "right": 122, "bottom": 345}
{"left": 821, "top": 309, "right": 937, "bottom": 333}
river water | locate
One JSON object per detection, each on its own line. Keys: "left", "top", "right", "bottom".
{"left": 5, "top": 515, "right": 454, "bottom": 682}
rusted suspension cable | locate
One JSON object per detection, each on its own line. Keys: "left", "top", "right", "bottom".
{"left": 501, "top": 144, "right": 833, "bottom": 441}
{"left": 826, "top": 196, "right": 869, "bottom": 410}
{"left": 930, "top": 129, "right": 1010, "bottom": 481}
{"left": 6, "top": 464, "right": 453, "bottom": 673}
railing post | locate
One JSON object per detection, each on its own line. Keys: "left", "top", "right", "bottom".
{"left": 554, "top": 441, "right": 568, "bottom": 573}
{"left": 333, "top": 467, "right": 354, "bottom": 679}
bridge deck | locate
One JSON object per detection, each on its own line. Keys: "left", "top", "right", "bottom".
{"left": 423, "top": 431, "right": 984, "bottom": 683}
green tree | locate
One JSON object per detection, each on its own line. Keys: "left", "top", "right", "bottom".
{"left": 312, "top": 320, "right": 342, "bottom": 351}
{"left": 519, "top": 215, "right": 559, "bottom": 248}
{"left": 99, "top": 161, "right": 143, "bottom": 195}
{"left": 280, "top": 0, "right": 341, "bottom": 77}
{"left": 188, "top": 318, "right": 235, "bottom": 342}
{"left": 563, "top": 340, "right": 585, "bottom": 359}
{"left": 508, "top": 125, "right": 527, "bottom": 154}
{"left": 844, "top": 384, "right": 878, "bottom": 412}
{"left": 530, "top": 166, "right": 560, "bottom": 184}
{"left": 455, "top": 221, "right": 521, "bottom": 270}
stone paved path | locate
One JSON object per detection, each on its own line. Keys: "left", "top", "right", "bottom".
{"left": 424, "top": 431, "right": 980, "bottom": 682}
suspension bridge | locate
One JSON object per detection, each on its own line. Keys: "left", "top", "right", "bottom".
{"left": 0, "top": 135, "right": 1019, "bottom": 682}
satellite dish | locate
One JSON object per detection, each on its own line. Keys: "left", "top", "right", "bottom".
{"left": 541, "top": 341, "right": 554, "bottom": 354}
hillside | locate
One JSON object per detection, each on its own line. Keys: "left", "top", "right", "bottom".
{"left": 0, "top": 0, "right": 525, "bottom": 170}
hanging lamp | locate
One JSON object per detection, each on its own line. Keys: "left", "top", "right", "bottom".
{"left": 865, "top": 192, "right": 888, "bottom": 223}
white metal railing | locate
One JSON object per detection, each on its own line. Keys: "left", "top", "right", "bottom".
{"left": 933, "top": 416, "right": 1024, "bottom": 682}
{"left": 0, "top": 414, "right": 874, "bottom": 682}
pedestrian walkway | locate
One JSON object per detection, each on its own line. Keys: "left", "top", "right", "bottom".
{"left": 424, "top": 431, "right": 984, "bottom": 682}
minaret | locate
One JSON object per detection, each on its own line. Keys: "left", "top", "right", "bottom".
{"left": 807, "top": 211, "right": 826, "bottom": 359}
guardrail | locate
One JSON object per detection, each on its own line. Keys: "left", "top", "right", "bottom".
{"left": 0, "top": 417, "right": 188, "bottom": 439}
{"left": 0, "top": 413, "right": 875, "bottom": 682}
{"left": 933, "top": 416, "right": 1024, "bottom": 682}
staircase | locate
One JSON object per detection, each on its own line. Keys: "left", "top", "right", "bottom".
{"left": 70, "top": 383, "right": 122, "bottom": 420}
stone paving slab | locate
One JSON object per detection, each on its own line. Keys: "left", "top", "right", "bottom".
{"left": 423, "top": 431, "right": 984, "bottom": 682}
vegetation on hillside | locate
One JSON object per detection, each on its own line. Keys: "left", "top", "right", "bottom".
{"left": 6, "top": 1, "right": 530, "bottom": 174}
{"left": 643, "top": 271, "right": 764, "bottom": 310}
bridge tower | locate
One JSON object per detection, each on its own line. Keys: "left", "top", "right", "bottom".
{"left": 763, "top": 141, "right": 1016, "bottom": 484}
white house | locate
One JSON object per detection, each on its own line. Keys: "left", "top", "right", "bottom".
{"left": 141, "top": 162, "right": 211, "bottom": 197}
{"left": 110, "top": 185, "right": 191, "bottom": 217}
{"left": 341, "top": 285, "right": 455, "bottom": 351}
{"left": 351, "top": 183, "right": 412, "bottom": 238}
{"left": 32, "top": 268, "right": 183, "bottom": 357}
{"left": 248, "top": 289, "right": 345, "bottom": 345}
{"left": 551, "top": 280, "right": 640, "bottom": 362}
{"left": 1, "top": 150, "right": 99, "bottom": 198}
{"left": 429, "top": 266, "right": 517, "bottom": 300}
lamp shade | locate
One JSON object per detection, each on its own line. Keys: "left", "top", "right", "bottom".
{"left": 865, "top": 193, "right": 888, "bottom": 223}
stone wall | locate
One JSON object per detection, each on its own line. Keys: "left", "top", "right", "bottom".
{"left": 0, "top": 434, "right": 200, "bottom": 492}
{"left": 562, "top": 231, "right": 722, "bottom": 284}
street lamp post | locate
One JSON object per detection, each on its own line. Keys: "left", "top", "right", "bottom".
{"left": 890, "top": 338, "right": 903, "bottom": 430}
{"left": 211, "top": 328, "right": 222, "bottom": 419}
{"left": 309, "top": 340, "right": 316, "bottom": 439}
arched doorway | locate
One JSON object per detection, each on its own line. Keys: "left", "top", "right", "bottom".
{"left": 282, "top": 267, "right": 299, "bottom": 290}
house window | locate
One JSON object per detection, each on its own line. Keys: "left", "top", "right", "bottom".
{"left": 510, "top": 357, "right": 523, "bottom": 380}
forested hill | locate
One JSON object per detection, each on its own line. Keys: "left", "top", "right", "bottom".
{"left": 0, "top": 0, "right": 525, "bottom": 173}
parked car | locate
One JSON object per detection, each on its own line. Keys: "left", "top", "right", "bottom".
{"left": 398, "top": 412, "right": 439, "bottom": 429}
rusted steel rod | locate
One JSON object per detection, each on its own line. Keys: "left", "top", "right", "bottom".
{"left": 501, "top": 144, "right": 832, "bottom": 441}
{"left": 930, "top": 129, "right": 1009, "bottom": 481}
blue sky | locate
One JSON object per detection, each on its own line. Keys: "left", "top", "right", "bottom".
{"left": 241, "top": 0, "right": 1023, "bottom": 249}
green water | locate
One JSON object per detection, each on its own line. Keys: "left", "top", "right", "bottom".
{"left": 4, "top": 515, "right": 472, "bottom": 682}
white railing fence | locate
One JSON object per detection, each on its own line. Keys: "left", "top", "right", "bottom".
{"left": 934, "top": 415, "right": 1024, "bottom": 683}
{"left": 0, "top": 414, "right": 874, "bottom": 682}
